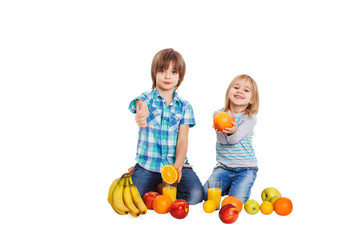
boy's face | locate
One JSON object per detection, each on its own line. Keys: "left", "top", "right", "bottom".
{"left": 228, "top": 80, "right": 253, "bottom": 107}
{"left": 155, "top": 62, "right": 180, "bottom": 91}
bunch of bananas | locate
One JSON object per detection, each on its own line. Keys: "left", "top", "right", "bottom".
{"left": 108, "top": 174, "right": 147, "bottom": 217}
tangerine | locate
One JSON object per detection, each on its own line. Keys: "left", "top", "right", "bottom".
{"left": 221, "top": 196, "right": 243, "bottom": 213}
{"left": 153, "top": 195, "right": 173, "bottom": 214}
{"left": 161, "top": 165, "right": 178, "bottom": 184}
{"left": 274, "top": 197, "right": 293, "bottom": 216}
{"left": 260, "top": 201, "right": 273, "bottom": 215}
{"left": 213, "top": 112, "right": 234, "bottom": 131}
{"left": 203, "top": 200, "right": 217, "bottom": 213}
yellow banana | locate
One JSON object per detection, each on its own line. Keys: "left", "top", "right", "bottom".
{"left": 108, "top": 178, "right": 120, "bottom": 205}
{"left": 108, "top": 177, "right": 126, "bottom": 214}
{"left": 112, "top": 178, "right": 129, "bottom": 215}
{"left": 129, "top": 176, "right": 147, "bottom": 215}
{"left": 123, "top": 176, "right": 140, "bottom": 217}
{"left": 128, "top": 210, "right": 139, "bottom": 218}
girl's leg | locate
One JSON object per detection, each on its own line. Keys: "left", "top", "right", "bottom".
{"left": 203, "top": 166, "right": 232, "bottom": 200}
{"left": 228, "top": 167, "right": 258, "bottom": 203}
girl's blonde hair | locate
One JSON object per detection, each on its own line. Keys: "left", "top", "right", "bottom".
{"left": 224, "top": 74, "right": 259, "bottom": 117}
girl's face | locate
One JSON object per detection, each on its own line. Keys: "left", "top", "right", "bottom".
{"left": 228, "top": 80, "right": 253, "bottom": 109}
{"left": 155, "top": 62, "right": 180, "bottom": 92}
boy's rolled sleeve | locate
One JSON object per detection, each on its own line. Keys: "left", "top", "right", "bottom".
{"left": 180, "top": 103, "right": 196, "bottom": 128}
{"left": 128, "top": 93, "right": 149, "bottom": 114}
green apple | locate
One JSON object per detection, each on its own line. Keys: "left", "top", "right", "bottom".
{"left": 269, "top": 196, "right": 281, "bottom": 205}
{"left": 261, "top": 187, "right": 282, "bottom": 202}
{"left": 244, "top": 199, "right": 260, "bottom": 215}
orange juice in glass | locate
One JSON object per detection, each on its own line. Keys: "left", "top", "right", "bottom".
{"left": 207, "top": 180, "right": 222, "bottom": 209}
{"left": 163, "top": 181, "right": 177, "bottom": 202}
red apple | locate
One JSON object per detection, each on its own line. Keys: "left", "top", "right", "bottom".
{"left": 219, "top": 204, "right": 239, "bottom": 224}
{"left": 142, "top": 192, "right": 160, "bottom": 210}
{"left": 156, "top": 183, "right": 163, "bottom": 195}
{"left": 170, "top": 199, "right": 189, "bottom": 219}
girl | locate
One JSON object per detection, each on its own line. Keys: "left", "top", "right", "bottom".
{"left": 203, "top": 74, "right": 260, "bottom": 203}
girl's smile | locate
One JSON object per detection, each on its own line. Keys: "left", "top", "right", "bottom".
{"left": 228, "top": 80, "right": 253, "bottom": 113}
{"left": 233, "top": 94, "right": 245, "bottom": 99}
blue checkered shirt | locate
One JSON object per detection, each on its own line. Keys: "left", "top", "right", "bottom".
{"left": 129, "top": 88, "right": 196, "bottom": 172}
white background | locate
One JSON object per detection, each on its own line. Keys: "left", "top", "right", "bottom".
{"left": 1, "top": 0, "right": 359, "bottom": 239}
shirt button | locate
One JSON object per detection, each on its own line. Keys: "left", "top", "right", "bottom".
{"left": 162, "top": 139, "right": 166, "bottom": 142}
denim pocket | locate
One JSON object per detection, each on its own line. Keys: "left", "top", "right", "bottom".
{"left": 246, "top": 167, "right": 259, "bottom": 172}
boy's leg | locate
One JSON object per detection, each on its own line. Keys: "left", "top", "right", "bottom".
{"left": 177, "top": 167, "right": 204, "bottom": 205}
{"left": 203, "top": 166, "right": 232, "bottom": 200}
{"left": 131, "top": 163, "right": 162, "bottom": 197}
{"left": 228, "top": 167, "right": 258, "bottom": 203}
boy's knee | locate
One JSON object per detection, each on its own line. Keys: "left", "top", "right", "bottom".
{"left": 186, "top": 188, "right": 204, "bottom": 205}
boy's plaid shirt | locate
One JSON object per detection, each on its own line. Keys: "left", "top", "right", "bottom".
{"left": 129, "top": 88, "right": 196, "bottom": 173}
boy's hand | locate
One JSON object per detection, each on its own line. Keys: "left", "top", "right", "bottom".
{"left": 135, "top": 100, "right": 149, "bottom": 128}
{"left": 173, "top": 163, "right": 183, "bottom": 183}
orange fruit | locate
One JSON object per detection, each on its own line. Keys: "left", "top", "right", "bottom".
{"left": 274, "top": 197, "right": 293, "bottom": 216}
{"left": 213, "top": 112, "right": 234, "bottom": 131}
{"left": 260, "top": 201, "right": 273, "bottom": 215}
{"left": 221, "top": 196, "right": 243, "bottom": 213}
{"left": 153, "top": 195, "right": 173, "bottom": 214}
{"left": 161, "top": 165, "right": 178, "bottom": 184}
{"left": 203, "top": 200, "right": 217, "bottom": 213}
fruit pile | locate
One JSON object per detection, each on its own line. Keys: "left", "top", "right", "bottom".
{"left": 108, "top": 165, "right": 189, "bottom": 219}
{"left": 108, "top": 172, "right": 293, "bottom": 223}
{"left": 108, "top": 174, "right": 147, "bottom": 217}
{"left": 142, "top": 165, "right": 189, "bottom": 219}
{"left": 144, "top": 192, "right": 189, "bottom": 219}
{"left": 244, "top": 187, "right": 293, "bottom": 217}
{"left": 202, "top": 187, "right": 293, "bottom": 224}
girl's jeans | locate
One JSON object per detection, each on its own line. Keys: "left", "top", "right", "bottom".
{"left": 131, "top": 163, "right": 204, "bottom": 205}
{"left": 203, "top": 165, "right": 258, "bottom": 203}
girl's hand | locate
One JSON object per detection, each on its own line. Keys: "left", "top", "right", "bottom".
{"left": 135, "top": 100, "right": 149, "bottom": 128}
{"left": 222, "top": 118, "right": 238, "bottom": 135}
{"left": 212, "top": 124, "right": 222, "bottom": 133}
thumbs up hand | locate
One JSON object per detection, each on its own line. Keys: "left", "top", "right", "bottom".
{"left": 135, "top": 100, "right": 149, "bottom": 128}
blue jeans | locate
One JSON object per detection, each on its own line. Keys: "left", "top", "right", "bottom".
{"left": 131, "top": 163, "right": 204, "bottom": 205}
{"left": 203, "top": 165, "right": 258, "bottom": 203}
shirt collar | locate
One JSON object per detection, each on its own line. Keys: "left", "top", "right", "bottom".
{"left": 151, "top": 88, "right": 181, "bottom": 105}
{"left": 227, "top": 109, "right": 245, "bottom": 117}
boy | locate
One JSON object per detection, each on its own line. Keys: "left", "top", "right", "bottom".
{"left": 128, "top": 48, "right": 203, "bottom": 205}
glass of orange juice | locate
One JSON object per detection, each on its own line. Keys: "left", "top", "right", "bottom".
{"left": 162, "top": 181, "right": 177, "bottom": 202}
{"left": 207, "top": 180, "right": 222, "bottom": 210}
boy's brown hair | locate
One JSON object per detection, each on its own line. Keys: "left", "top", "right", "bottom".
{"left": 224, "top": 74, "right": 259, "bottom": 117}
{"left": 151, "top": 48, "right": 186, "bottom": 89}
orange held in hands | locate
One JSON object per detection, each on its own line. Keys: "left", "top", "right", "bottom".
{"left": 161, "top": 165, "right": 179, "bottom": 184}
{"left": 213, "top": 112, "right": 233, "bottom": 131}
